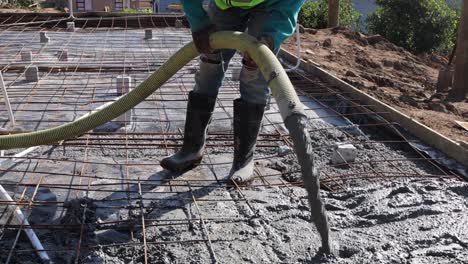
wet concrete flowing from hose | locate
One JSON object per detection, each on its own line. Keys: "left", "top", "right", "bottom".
{"left": 285, "top": 113, "right": 333, "bottom": 254}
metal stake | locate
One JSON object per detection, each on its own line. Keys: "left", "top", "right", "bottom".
{"left": 0, "top": 72, "right": 15, "bottom": 127}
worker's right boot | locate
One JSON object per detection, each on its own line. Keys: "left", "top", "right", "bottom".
{"left": 160, "top": 91, "right": 216, "bottom": 173}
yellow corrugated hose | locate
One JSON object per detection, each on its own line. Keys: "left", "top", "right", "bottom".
{"left": 0, "top": 31, "right": 334, "bottom": 254}
{"left": 0, "top": 31, "right": 304, "bottom": 150}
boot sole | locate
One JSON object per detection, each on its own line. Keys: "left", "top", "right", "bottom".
{"left": 161, "top": 157, "right": 203, "bottom": 174}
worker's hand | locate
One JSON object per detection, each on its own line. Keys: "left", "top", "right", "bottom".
{"left": 243, "top": 35, "right": 274, "bottom": 69}
{"left": 192, "top": 24, "right": 217, "bottom": 54}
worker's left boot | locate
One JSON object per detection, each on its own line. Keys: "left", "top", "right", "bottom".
{"left": 160, "top": 91, "right": 216, "bottom": 173}
{"left": 228, "top": 99, "right": 265, "bottom": 184}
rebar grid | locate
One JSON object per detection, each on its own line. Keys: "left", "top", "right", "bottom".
{"left": 0, "top": 14, "right": 463, "bottom": 263}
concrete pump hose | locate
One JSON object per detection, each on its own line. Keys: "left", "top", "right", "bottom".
{"left": 0, "top": 31, "right": 305, "bottom": 150}
{"left": 0, "top": 31, "right": 334, "bottom": 254}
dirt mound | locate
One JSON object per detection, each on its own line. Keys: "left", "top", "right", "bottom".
{"left": 284, "top": 28, "right": 468, "bottom": 143}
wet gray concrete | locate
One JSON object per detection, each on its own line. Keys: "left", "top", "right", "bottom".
{"left": 0, "top": 27, "right": 466, "bottom": 263}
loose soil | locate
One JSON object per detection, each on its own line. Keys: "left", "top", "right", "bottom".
{"left": 284, "top": 28, "right": 468, "bottom": 143}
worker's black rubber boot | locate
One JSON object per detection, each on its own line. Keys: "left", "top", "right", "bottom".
{"left": 160, "top": 91, "right": 216, "bottom": 172}
{"left": 229, "top": 99, "right": 265, "bottom": 184}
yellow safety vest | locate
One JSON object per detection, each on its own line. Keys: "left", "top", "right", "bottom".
{"left": 214, "top": 0, "right": 266, "bottom": 10}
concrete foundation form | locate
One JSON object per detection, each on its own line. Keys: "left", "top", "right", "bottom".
{"left": 0, "top": 14, "right": 466, "bottom": 264}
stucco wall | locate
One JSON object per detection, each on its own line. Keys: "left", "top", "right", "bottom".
{"left": 74, "top": 0, "right": 135, "bottom": 12}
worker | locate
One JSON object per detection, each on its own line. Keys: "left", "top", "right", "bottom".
{"left": 161, "top": 0, "right": 305, "bottom": 184}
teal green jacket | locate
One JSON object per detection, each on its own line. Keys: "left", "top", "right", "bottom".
{"left": 180, "top": 0, "right": 304, "bottom": 50}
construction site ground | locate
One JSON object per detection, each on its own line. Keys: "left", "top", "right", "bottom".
{"left": 284, "top": 28, "right": 468, "bottom": 144}
{"left": 0, "top": 16, "right": 466, "bottom": 264}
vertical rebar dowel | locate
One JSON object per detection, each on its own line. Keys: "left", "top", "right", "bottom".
{"left": 0, "top": 72, "right": 15, "bottom": 127}
{"left": 328, "top": 0, "right": 340, "bottom": 28}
